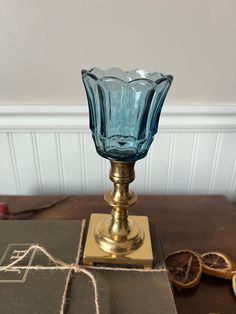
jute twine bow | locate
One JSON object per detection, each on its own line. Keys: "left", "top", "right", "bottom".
{"left": 0, "top": 220, "right": 168, "bottom": 314}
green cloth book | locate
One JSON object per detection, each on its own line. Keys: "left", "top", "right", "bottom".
{"left": 0, "top": 220, "right": 177, "bottom": 314}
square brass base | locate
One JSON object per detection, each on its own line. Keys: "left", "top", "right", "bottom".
{"left": 83, "top": 213, "right": 153, "bottom": 268}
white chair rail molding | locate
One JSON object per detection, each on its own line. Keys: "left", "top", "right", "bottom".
{"left": 0, "top": 104, "right": 236, "bottom": 201}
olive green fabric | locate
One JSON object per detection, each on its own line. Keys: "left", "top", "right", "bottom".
{"left": 0, "top": 220, "right": 177, "bottom": 314}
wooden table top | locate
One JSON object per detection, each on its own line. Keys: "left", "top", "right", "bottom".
{"left": 1, "top": 194, "right": 236, "bottom": 314}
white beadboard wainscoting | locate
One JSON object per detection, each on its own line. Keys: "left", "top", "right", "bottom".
{"left": 0, "top": 105, "right": 236, "bottom": 201}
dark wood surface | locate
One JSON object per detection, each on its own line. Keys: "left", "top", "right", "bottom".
{"left": 1, "top": 194, "right": 236, "bottom": 314}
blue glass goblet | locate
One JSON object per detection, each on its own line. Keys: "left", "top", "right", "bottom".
{"left": 82, "top": 68, "right": 173, "bottom": 267}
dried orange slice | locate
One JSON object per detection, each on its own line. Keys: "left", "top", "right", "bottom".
{"left": 166, "top": 250, "right": 202, "bottom": 289}
{"left": 201, "top": 252, "right": 235, "bottom": 279}
{"left": 232, "top": 273, "right": 236, "bottom": 297}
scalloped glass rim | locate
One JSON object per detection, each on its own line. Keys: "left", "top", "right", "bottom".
{"left": 81, "top": 67, "right": 173, "bottom": 84}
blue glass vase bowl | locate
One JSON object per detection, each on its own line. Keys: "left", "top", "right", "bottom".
{"left": 82, "top": 67, "right": 173, "bottom": 162}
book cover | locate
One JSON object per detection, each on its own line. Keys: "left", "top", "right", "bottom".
{"left": 0, "top": 220, "right": 177, "bottom": 314}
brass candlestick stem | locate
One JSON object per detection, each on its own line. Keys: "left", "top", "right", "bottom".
{"left": 95, "top": 161, "right": 143, "bottom": 255}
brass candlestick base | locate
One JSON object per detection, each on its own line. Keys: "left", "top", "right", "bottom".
{"left": 83, "top": 161, "right": 153, "bottom": 268}
{"left": 83, "top": 213, "right": 153, "bottom": 268}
